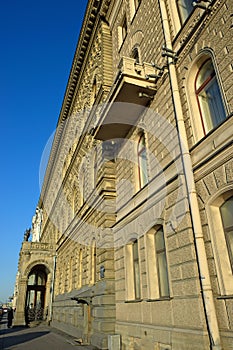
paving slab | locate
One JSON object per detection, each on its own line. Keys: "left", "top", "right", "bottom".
{"left": 0, "top": 315, "right": 97, "bottom": 350}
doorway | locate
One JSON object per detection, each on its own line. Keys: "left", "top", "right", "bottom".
{"left": 25, "top": 265, "right": 47, "bottom": 323}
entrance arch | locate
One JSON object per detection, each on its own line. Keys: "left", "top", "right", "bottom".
{"left": 25, "top": 264, "right": 48, "bottom": 323}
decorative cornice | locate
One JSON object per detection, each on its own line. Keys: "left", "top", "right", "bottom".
{"left": 39, "top": 0, "right": 111, "bottom": 206}
{"left": 173, "top": 0, "right": 223, "bottom": 63}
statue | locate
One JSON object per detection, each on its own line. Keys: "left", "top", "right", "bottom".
{"left": 31, "top": 207, "right": 43, "bottom": 242}
{"left": 23, "top": 229, "right": 31, "bottom": 242}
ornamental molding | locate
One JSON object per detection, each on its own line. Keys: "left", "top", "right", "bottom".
{"left": 175, "top": 0, "right": 224, "bottom": 64}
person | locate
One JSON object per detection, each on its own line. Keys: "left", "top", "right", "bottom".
{"left": 7, "top": 307, "right": 14, "bottom": 328}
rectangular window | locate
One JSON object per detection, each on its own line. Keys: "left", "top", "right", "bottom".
{"left": 146, "top": 226, "right": 170, "bottom": 299}
{"left": 134, "top": 0, "right": 141, "bottom": 11}
{"left": 220, "top": 197, "right": 233, "bottom": 272}
{"left": 122, "top": 16, "right": 127, "bottom": 42}
{"left": 125, "top": 239, "right": 141, "bottom": 300}
{"left": 118, "top": 15, "right": 128, "bottom": 49}
{"left": 133, "top": 240, "right": 141, "bottom": 299}
{"left": 155, "top": 228, "right": 170, "bottom": 297}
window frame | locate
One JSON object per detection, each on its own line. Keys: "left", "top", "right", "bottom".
{"left": 137, "top": 133, "right": 149, "bottom": 190}
{"left": 195, "top": 59, "right": 226, "bottom": 136}
{"left": 130, "top": 0, "right": 141, "bottom": 21}
{"left": 186, "top": 52, "right": 227, "bottom": 143}
{"left": 220, "top": 197, "right": 233, "bottom": 272}
{"left": 90, "top": 239, "right": 97, "bottom": 284}
{"left": 131, "top": 46, "right": 140, "bottom": 64}
{"left": 118, "top": 14, "right": 128, "bottom": 50}
{"left": 176, "top": 0, "right": 194, "bottom": 24}
{"left": 132, "top": 239, "right": 141, "bottom": 300}
{"left": 206, "top": 188, "right": 233, "bottom": 296}
{"left": 125, "top": 238, "right": 142, "bottom": 301}
{"left": 145, "top": 225, "right": 170, "bottom": 300}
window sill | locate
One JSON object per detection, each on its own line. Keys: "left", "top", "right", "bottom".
{"left": 217, "top": 295, "right": 233, "bottom": 300}
{"left": 125, "top": 299, "right": 143, "bottom": 303}
{"left": 146, "top": 297, "right": 172, "bottom": 302}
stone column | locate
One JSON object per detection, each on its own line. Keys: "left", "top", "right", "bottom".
{"left": 13, "top": 278, "right": 27, "bottom": 326}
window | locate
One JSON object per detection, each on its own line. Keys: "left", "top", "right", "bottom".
{"left": 68, "top": 257, "right": 74, "bottom": 291}
{"left": 79, "top": 167, "right": 85, "bottom": 207}
{"left": 91, "top": 77, "right": 97, "bottom": 105}
{"left": 133, "top": 240, "right": 141, "bottom": 299}
{"left": 176, "top": 0, "right": 193, "bottom": 23}
{"left": 186, "top": 54, "right": 227, "bottom": 142}
{"left": 28, "top": 270, "right": 46, "bottom": 286}
{"left": 76, "top": 248, "right": 83, "bottom": 288}
{"left": 130, "top": 0, "right": 141, "bottom": 20}
{"left": 122, "top": 16, "right": 127, "bottom": 41}
{"left": 206, "top": 190, "right": 233, "bottom": 295}
{"left": 155, "top": 228, "right": 170, "bottom": 297}
{"left": 125, "top": 238, "right": 141, "bottom": 300}
{"left": 195, "top": 59, "right": 226, "bottom": 135}
{"left": 118, "top": 15, "right": 128, "bottom": 48}
{"left": 134, "top": 0, "right": 141, "bottom": 9}
{"left": 72, "top": 185, "right": 77, "bottom": 217}
{"left": 92, "top": 147, "right": 98, "bottom": 189}
{"left": 90, "top": 240, "right": 97, "bottom": 284}
{"left": 220, "top": 197, "right": 233, "bottom": 271}
{"left": 137, "top": 134, "right": 148, "bottom": 189}
{"left": 146, "top": 226, "right": 169, "bottom": 299}
{"left": 131, "top": 46, "right": 140, "bottom": 64}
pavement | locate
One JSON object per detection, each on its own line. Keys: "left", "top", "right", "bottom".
{"left": 0, "top": 314, "right": 97, "bottom": 350}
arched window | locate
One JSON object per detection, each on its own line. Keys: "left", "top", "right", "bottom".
{"left": 137, "top": 134, "right": 148, "bottom": 189}
{"left": 206, "top": 190, "right": 233, "bottom": 295}
{"left": 195, "top": 59, "right": 226, "bottom": 135}
{"left": 176, "top": 0, "right": 193, "bottom": 23}
{"left": 131, "top": 46, "right": 140, "bottom": 64}
{"left": 220, "top": 196, "right": 233, "bottom": 271}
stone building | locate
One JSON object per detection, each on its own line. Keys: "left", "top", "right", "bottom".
{"left": 14, "top": 0, "right": 233, "bottom": 349}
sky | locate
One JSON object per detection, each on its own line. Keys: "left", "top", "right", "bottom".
{"left": 0, "top": 0, "right": 88, "bottom": 304}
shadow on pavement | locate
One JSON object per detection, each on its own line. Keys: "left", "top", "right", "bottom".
{"left": 0, "top": 330, "right": 50, "bottom": 349}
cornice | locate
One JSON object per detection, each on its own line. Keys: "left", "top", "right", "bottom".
{"left": 173, "top": 0, "right": 224, "bottom": 64}
{"left": 39, "top": 0, "right": 112, "bottom": 206}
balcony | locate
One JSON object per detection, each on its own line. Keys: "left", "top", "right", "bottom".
{"left": 94, "top": 57, "right": 157, "bottom": 141}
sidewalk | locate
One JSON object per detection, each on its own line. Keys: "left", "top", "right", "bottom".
{"left": 0, "top": 315, "right": 96, "bottom": 350}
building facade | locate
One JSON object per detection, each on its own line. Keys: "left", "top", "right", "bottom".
{"left": 14, "top": 0, "right": 233, "bottom": 349}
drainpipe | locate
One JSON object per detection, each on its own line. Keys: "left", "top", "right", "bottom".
{"left": 157, "top": 1, "right": 221, "bottom": 349}
{"left": 49, "top": 255, "right": 57, "bottom": 323}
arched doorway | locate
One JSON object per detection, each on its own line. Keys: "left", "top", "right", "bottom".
{"left": 25, "top": 265, "right": 48, "bottom": 323}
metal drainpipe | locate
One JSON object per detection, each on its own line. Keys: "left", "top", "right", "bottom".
{"left": 157, "top": 1, "right": 221, "bottom": 349}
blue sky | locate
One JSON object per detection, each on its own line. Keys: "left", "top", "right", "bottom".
{"left": 0, "top": 0, "right": 88, "bottom": 303}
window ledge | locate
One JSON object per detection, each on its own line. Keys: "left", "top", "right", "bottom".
{"left": 125, "top": 299, "right": 143, "bottom": 303}
{"left": 217, "top": 295, "right": 233, "bottom": 300}
{"left": 146, "top": 297, "right": 172, "bottom": 302}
